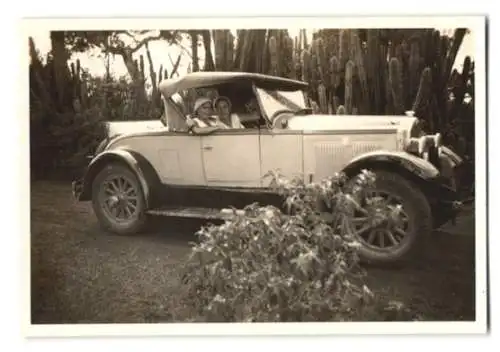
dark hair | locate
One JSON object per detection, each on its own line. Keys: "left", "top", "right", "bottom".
{"left": 213, "top": 96, "right": 232, "bottom": 109}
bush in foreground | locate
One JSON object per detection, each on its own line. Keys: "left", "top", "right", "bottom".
{"left": 167, "top": 170, "right": 420, "bottom": 322}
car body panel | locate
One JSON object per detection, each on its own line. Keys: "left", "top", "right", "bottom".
{"left": 201, "top": 130, "right": 262, "bottom": 187}
{"left": 301, "top": 129, "right": 399, "bottom": 182}
{"left": 73, "top": 71, "right": 465, "bottom": 230}
{"left": 345, "top": 149, "right": 440, "bottom": 179}
{"left": 74, "top": 148, "right": 155, "bottom": 207}
{"left": 107, "top": 132, "right": 206, "bottom": 186}
{"left": 93, "top": 124, "right": 452, "bottom": 189}
{"left": 106, "top": 120, "right": 167, "bottom": 138}
{"left": 259, "top": 130, "right": 304, "bottom": 187}
{"left": 286, "top": 114, "right": 416, "bottom": 133}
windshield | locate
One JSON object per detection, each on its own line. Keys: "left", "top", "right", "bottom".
{"left": 255, "top": 87, "right": 308, "bottom": 121}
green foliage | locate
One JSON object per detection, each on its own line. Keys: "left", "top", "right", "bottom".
{"left": 168, "top": 171, "right": 420, "bottom": 322}
{"left": 30, "top": 35, "right": 161, "bottom": 179}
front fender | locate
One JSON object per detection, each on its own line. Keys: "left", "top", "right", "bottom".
{"left": 341, "top": 149, "right": 463, "bottom": 227}
{"left": 342, "top": 150, "right": 440, "bottom": 180}
{"left": 75, "top": 149, "right": 161, "bottom": 208}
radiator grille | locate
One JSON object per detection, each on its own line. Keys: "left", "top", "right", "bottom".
{"left": 314, "top": 142, "right": 383, "bottom": 176}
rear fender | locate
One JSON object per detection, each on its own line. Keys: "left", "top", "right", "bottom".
{"left": 78, "top": 149, "right": 162, "bottom": 208}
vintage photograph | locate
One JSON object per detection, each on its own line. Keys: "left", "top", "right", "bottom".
{"left": 25, "top": 17, "right": 486, "bottom": 334}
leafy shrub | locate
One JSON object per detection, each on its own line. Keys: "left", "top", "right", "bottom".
{"left": 30, "top": 73, "right": 161, "bottom": 180}
{"left": 168, "top": 170, "right": 420, "bottom": 322}
{"left": 87, "top": 76, "right": 161, "bottom": 122}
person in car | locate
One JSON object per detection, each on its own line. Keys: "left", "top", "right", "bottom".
{"left": 213, "top": 96, "right": 245, "bottom": 129}
{"left": 186, "top": 97, "right": 228, "bottom": 134}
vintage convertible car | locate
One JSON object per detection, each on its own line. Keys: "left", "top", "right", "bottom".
{"left": 72, "top": 71, "right": 464, "bottom": 264}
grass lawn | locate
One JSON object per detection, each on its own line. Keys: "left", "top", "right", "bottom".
{"left": 30, "top": 181, "right": 476, "bottom": 323}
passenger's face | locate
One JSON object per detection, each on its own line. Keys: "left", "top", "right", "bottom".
{"left": 198, "top": 103, "right": 213, "bottom": 118}
{"left": 217, "top": 101, "right": 230, "bottom": 116}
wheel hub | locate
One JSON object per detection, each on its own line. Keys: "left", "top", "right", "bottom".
{"left": 109, "top": 193, "right": 127, "bottom": 208}
{"left": 100, "top": 176, "right": 140, "bottom": 223}
{"left": 349, "top": 191, "right": 410, "bottom": 250}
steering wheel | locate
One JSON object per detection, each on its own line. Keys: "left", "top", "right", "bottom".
{"left": 269, "top": 109, "right": 295, "bottom": 128}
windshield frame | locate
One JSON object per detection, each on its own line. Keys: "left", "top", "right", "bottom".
{"left": 252, "top": 84, "right": 309, "bottom": 125}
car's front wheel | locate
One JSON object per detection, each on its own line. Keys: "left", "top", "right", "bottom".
{"left": 343, "top": 170, "right": 432, "bottom": 265}
{"left": 91, "top": 163, "right": 148, "bottom": 235}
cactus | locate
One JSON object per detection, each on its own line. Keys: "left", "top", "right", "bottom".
{"left": 225, "top": 30, "right": 235, "bottom": 69}
{"left": 175, "top": 28, "right": 468, "bottom": 129}
{"left": 339, "top": 29, "right": 350, "bottom": 67}
{"left": 313, "top": 38, "right": 328, "bottom": 83}
{"left": 311, "top": 100, "right": 320, "bottom": 113}
{"left": 350, "top": 31, "right": 369, "bottom": 113}
{"left": 213, "top": 30, "right": 228, "bottom": 70}
{"left": 237, "top": 30, "right": 254, "bottom": 72}
{"left": 283, "top": 35, "right": 295, "bottom": 78}
{"left": 318, "top": 83, "right": 328, "bottom": 113}
{"left": 329, "top": 56, "right": 341, "bottom": 89}
{"left": 389, "top": 57, "right": 404, "bottom": 114}
{"left": 292, "top": 45, "right": 301, "bottom": 80}
{"left": 344, "top": 60, "right": 355, "bottom": 114}
{"left": 412, "top": 67, "right": 432, "bottom": 113}
{"left": 332, "top": 95, "right": 341, "bottom": 114}
{"left": 268, "top": 35, "right": 278, "bottom": 76}
{"left": 301, "top": 49, "right": 311, "bottom": 84}
{"left": 309, "top": 45, "right": 318, "bottom": 89}
{"left": 409, "top": 38, "right": 421, "bottom": 102}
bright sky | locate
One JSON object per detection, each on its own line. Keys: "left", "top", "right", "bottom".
{"left": 29, "top": 28, "right": 474, "bottom": 88}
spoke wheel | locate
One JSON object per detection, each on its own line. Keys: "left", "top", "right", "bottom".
{"left": 349, "top": 190, "right": 411, "bottom": 252}
{"left": 99, "top": 175, "right": 140, "bottom": 226}
{"left": 344, "top": 170, "right": 432, "bottom": 265}
{"left": 92, "top": 163, "right": 147, "bottom": 235}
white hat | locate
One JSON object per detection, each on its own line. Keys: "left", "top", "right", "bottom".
{"left": 193, "top": 97, "right": 212, "bottom": 113}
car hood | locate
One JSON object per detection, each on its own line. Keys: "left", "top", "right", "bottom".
{"left": 285, "top": 114, "right": 417, "bottom": 132}
{"left": 105, "top": 120, "right": 167, "bottom": 138}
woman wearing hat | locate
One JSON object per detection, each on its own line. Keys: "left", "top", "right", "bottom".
{"left": 186, "top": 97, "right": 229, "bottom": 134}
{"left": 213, "top": 96, "right": 244, "bottom": 129}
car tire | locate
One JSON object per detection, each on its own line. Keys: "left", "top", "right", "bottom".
{"left": 343, "top": 170, "right": 432, "bottom": 266}
{"left": 91, "top": 162, "right": 148, "bottom": 235}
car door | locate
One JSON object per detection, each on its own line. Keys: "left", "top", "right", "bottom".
{"left": 201, "top": 129, "right": 261, "bottom": 187}
{"left": 259, "top": 129, "right": 304, "bottom": 187}
{"left": 107, "top": 129, "right": 206, "bottom": 187}
{"left": 156, "top": 131, "right": 206, "bottom": 186}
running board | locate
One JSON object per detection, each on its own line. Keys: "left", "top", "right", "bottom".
{"left": 146, "top": 206, "right": 245, "bottom": 220}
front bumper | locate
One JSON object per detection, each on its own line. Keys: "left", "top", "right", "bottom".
{"left": 430, "top": 175, "right": 466, "bottom": 227}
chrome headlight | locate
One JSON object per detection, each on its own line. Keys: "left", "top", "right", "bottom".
{"left": 409, "top": 119, "right": 426, "bottom": 138}
{"left": 406, "top": 133, "right": 443, "bottom": 161}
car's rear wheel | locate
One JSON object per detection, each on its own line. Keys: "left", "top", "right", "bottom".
{"left": 342, "top": 170, "right": 432, "bottom": 265}
{"left": 91, "top": 163, "right": 147, "bottom": 235}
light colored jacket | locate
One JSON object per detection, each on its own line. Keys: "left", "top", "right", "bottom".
{"left": 188, "top": 114, "right": 244, "bottom": 129}
{"left": 227, "top": 113, "right": 245, "bottom": 129}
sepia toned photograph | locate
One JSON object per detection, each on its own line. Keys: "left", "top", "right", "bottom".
{"left": 24, "top": 16, "right": 487, "bottom": 335}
